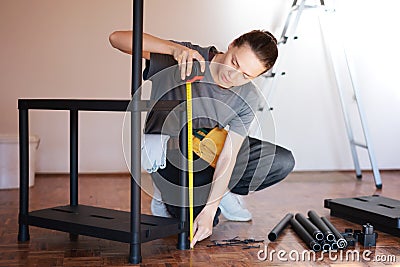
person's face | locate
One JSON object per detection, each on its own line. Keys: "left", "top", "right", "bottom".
{"left": 214, "top": 43, "right": 266, "bottom": 88}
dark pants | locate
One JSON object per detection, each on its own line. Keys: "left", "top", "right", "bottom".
{"left": 151, "top": 137, "right": 295, "bottom": 223}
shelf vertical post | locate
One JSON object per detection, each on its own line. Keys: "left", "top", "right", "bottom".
{"left": 178, "top": 110, "right": 189, "bottom": 249}
{"left": 18, "top": 107, "right": 30, "bottom": 241}
{"left": 70, "top": 110, "right": 78, "bottom": 206}
{"left": 129, "top": 0, "right": 144, "bottom": 264}
{"left": 69, "top": 109, "right": 79, "bottom": 241}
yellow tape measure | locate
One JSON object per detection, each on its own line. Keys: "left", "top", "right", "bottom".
{"left": 186, "top": 75, "right": 203, "bottom": 246}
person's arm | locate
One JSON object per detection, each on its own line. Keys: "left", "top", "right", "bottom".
{"left": 190, "top": 130, "right": 245, "bottom": 248}
{"left": 109, "top": 31, "right": 205, "bottom": 79}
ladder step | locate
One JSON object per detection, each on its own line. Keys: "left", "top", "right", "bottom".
{"left": 351, "top": 141, "right": 368, "bottom": 149}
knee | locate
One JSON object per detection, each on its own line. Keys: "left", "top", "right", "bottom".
{"left": 274, "top": 146, "right": 295, "bottom": 178}
{"left": 250, "top": 146, "right": 294, "bottom": 192}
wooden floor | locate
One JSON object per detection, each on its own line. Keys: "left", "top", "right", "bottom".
{"left": 0, "top": 171, "right": 399, "bottom": 266}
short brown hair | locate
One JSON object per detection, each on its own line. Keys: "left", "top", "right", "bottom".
{"left": 232, "top": 30, "right": 278, "bottom": 72}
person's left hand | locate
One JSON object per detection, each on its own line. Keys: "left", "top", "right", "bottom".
{"left": 190, "top": 205, "right": 217, "bottom": 248}
{"left": 171, "top": 45, "right": 205, "bottom": 80}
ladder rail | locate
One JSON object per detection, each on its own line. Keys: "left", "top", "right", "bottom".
{"left": 266, "top": 0, "right": 307, "bottom": 103}
{"left": 318, "top": 4, "right": 382, "bottom": 188}
{"left": 267, "top": 0, "right": 324, "bottom": 104}
{"left": 317, "top": 8, "right": 362, "bottom": 178}
{"left": 342, "top": 45, "right": 382, "bottom": 187}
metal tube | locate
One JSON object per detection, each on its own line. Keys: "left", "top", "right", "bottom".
{"left": 268, "top": 213, "right": 293, "bottom": 241}
{"left": 18, "top": 108, "right": 30, "bottom": 242}
{"left": 342, "top": 47, "right": 382, "bottom": 188}
{"left": 290, "top": 218, "right": 321, "bottom": 252}
{"left": 321, "top": 216, "right": 347, "bottom": 249}
{"left": 295, "top": 213, "right": 324, "bottom": 241}
{"left": 131, "top": 1, "right": 143, "bottom": 97}
{"left": 177, "top": 111, "right": 189, "bottom": 250}
{"left": 308, "top": 210, "right": 335, "bottom": 242}
{"left": 70, "top": 110, "right": 78, "bottom": 206}
{"left": 320, "top": 241, "right": 331, "bottom": 252}
{"left": 331, "top": 242, "right": 339, "bottom": 251}
{"left": 129, "top": 0, "right": 143, "bottom": 264}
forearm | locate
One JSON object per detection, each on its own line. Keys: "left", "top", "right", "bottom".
{"left": 190, "top": 131, "right": 244, "bottom": 248}
{"left": 143, "top": 33, "right": 180, "bottom": 55}
{"left": 206, "top": 155, "right": 236, "bottom": 210}
{"left": 109, "top": 31, "right": 185, "bottom": 57}
{"left": 206, "top": 131, "right": 245, "bottom": 210}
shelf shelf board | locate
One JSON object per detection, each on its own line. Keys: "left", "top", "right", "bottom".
{"left": 20, "top": 204, "right": 185, "bottom": 243}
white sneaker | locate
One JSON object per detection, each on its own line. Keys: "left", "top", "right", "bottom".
{"left": 150, "top": 198, "right": 172, "bottom": 218}
{"left": 219, "top": 191, "right": 252, "bottom": 222}
{"left": 151, "top": 182, "right": 171, "bottom": 218}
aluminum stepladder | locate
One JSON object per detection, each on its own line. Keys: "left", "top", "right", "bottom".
{"left": 265, "top": 0, "right": 382, "bottom": 189}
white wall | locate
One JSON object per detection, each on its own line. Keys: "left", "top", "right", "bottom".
{"left": 269, "top": 0, "right": 400, "bottom": 170}
{"left": 0, "top": 0, "right": 398, "bottom": 173}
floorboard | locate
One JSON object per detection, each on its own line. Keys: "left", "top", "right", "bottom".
{"left": 0, "top": 171, "right": 399, "bottom": 266}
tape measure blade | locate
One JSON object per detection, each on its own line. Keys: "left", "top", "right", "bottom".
{"left": 186, "top": 82, "right": 194, "bottom": 245}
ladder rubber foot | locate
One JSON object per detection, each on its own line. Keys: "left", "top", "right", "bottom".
{"left": 375, "top": 184, "right": 382, "bottom": 190}
{"left": 356, "top": 174, "right": 362, "bottom": 179}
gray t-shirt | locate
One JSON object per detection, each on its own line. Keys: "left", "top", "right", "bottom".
{"left": 143, "top": 42, "right": 264, "bottom": 137}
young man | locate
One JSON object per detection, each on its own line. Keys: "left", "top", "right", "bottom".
{"left": 109, "top": 30, "right": 295, "bottom": 248}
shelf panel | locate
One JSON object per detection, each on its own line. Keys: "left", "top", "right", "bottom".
{"left": 18, "top": 99, "right": 184, "bottom": 112}
{"left": 18, "top": 99, "right": 130, "bottom": 111}
{"left": 325, "top": 195, "right": 400, "bottom": 237}
{"left": 20, "top": 204, "right": 185, "bottom": 243}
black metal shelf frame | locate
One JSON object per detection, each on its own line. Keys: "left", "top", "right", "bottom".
{"left": 18, "top": 1, "right": 180, "bottom": 264}
{"left": 18, "top": 99, "right": 190, "bottom": 264}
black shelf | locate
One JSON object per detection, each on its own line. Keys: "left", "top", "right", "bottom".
{"left": 20, "top": 204, "right": 185, "bottom": 243}
{"left": 18, "top": 98, "right": 190, "bottom": 264}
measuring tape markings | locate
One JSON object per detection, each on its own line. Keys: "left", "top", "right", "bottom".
{"left": 185, "top": 75, "right": 203, "bottom": 246}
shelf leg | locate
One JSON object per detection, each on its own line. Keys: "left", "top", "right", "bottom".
{"left": 18, "top": 109, "right": 30, "bottom": 242}
{"left": 129, "top": 0, "right": 144, "bottom": 263}
{"left": 70, "top": 110, "right": 78, "bottom": 206}
{"left": 129, "top": 105, "right": 142, "bottom": 263}
{"left": 178, "top": 111, "right": 190, "bottom": 249}
{"left": 69, "top": 110, "right": 79, "bottom": 241}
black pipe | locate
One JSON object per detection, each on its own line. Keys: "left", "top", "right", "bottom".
{"left": 320, "top": 241, "right": 331, "bottom": 251}
{"left": 70, "top": 110, "right": 78, "bottom": 206}
{"left": 331, "top": 242, "right": 339, "bottom": 251}
{"left": 295, "top": 213, "right": 324, "bottom": 241}
{"left": 290, "top": 218, "right": 321, "bottom": 252}
{"left": 321, "top": 216, "right": 347, "bottom": 249}
{"left": 18, "top": 108, "right": 30, "bottom": 242}
{"left": 131, "top": 1, "right": 143, "bottom": 97}
{"left": 268, "top": 213, "right": 293, "bottom": 241}
{"left": 69, "top": 110, "right": 79, "bottom": 241}
{"left": 129, "top": 0, "right": 144, "bottom": 264}
{"left": 308, "top": 210, "right": 335, "bottom": 242}
{"left": 177, "top": 113, "right": 189, "bottom": 250}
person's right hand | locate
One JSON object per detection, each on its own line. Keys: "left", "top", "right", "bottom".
{"left": 172, "top": 46, "right": 206, "bottom": 80}
{"left": 190, "top": 205, "right": 216, "bottom": 248}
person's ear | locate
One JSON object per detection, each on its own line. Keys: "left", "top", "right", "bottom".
{"left": 228, "top": 42, "right": 234, "bottom": 50}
